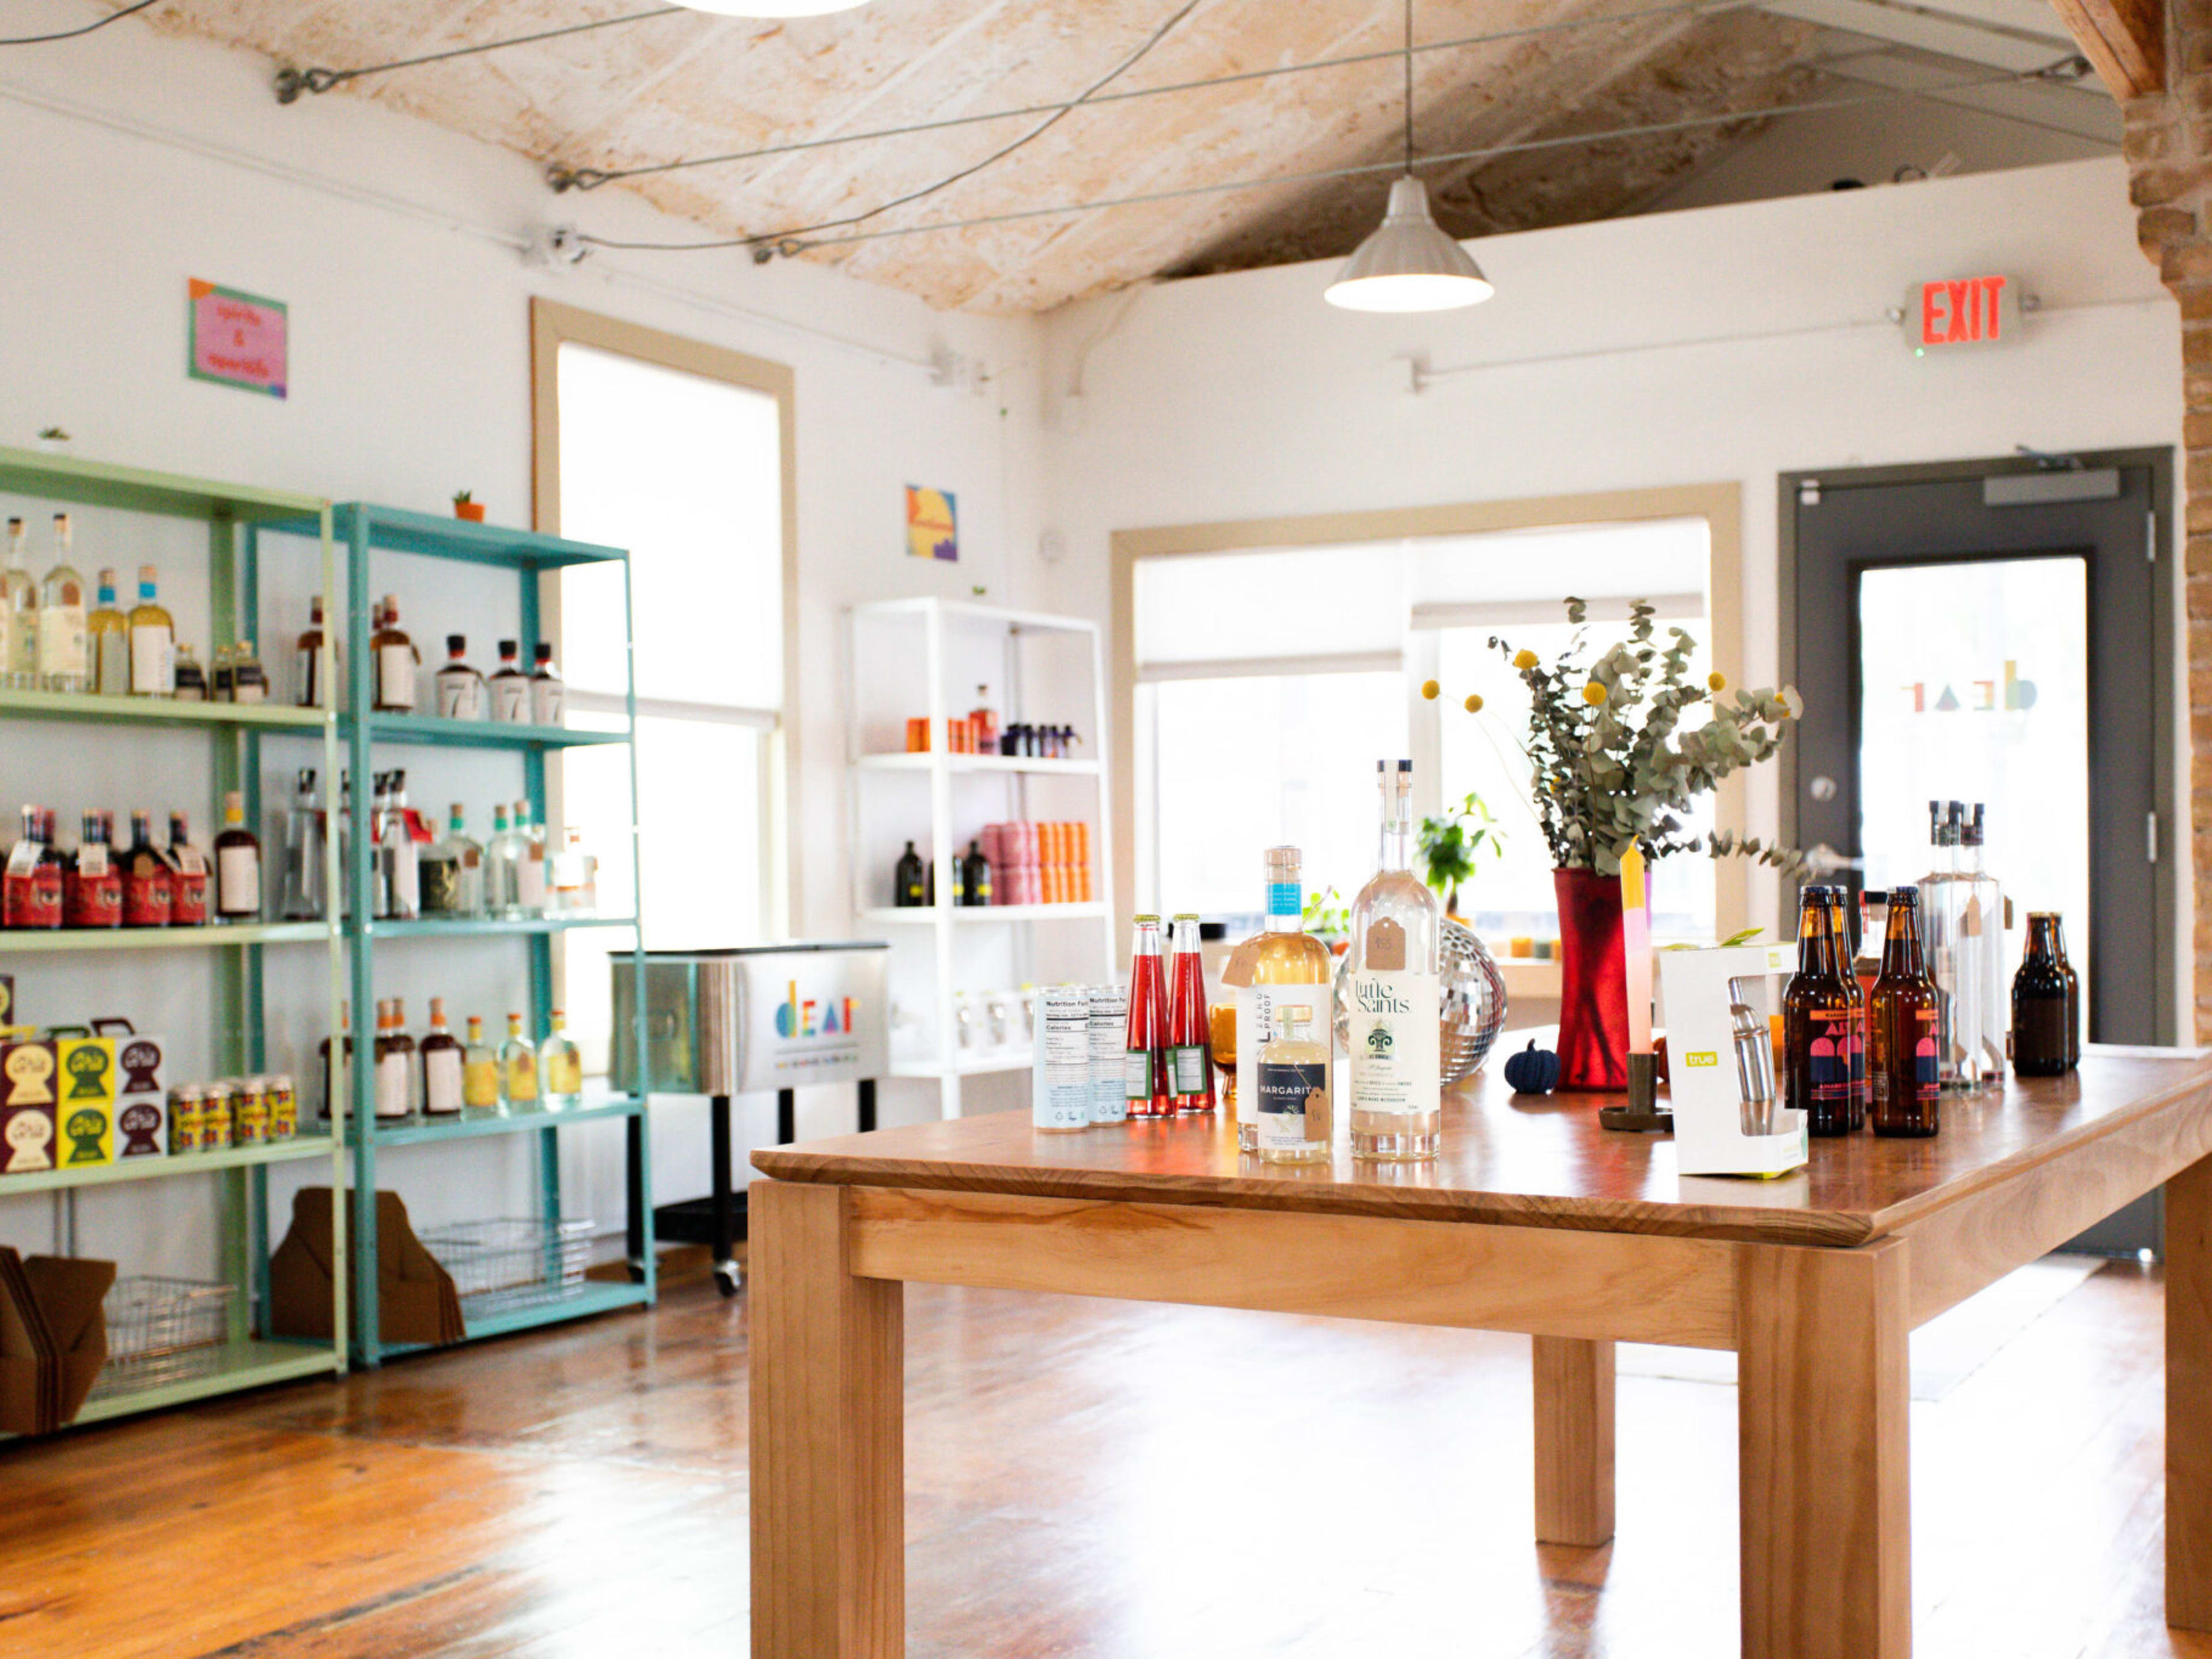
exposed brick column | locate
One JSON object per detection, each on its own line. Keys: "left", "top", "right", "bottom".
{"left": 2126, "top": 0, "right": 2212, "bottom": 1037}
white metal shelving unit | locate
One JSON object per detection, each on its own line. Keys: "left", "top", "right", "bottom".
{"left": 846, "top": 598, "right": 1116, "bottom": 1118}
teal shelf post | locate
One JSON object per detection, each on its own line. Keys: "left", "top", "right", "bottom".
{"left": 343, "top": 506, "right": 381, "bottom": 1365}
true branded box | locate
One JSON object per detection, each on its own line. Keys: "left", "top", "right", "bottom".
{"left": 0, "top": 1040, "right": 58, "bottom": 1114}
{"left": 0, "top": 1102, "right": 55, "bottom": 1174}
{"left": 0, "top": 974, "right": 15, "bottom": 1028}
{"left": 109, "top": 1032, "right": 165, "bottom": 1100}
{"left": 112, "top": 1095, "right": 167, "bottom": 1160}
{"left": 52, "top": 1037, "right": 116, "bottom": 1170}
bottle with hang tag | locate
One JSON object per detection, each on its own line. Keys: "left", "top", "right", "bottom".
{"left": 88, "top": 569, "right": 128, "bottom": 696}
{"left": 435, "top": 634, "right": 484, "bottom": 719}
{"left": 165, "top": 810, "right": 210, "bottom": 926}
{"left": 487, "top": 639, "right": 530, "bottom": 723}
{"left": 372, "top": 595, "right": 417, "bottom": 712}
{"left": 213, "top": 791, "right": 262, "bottom": 921}
{"left": 63, "top": 810, "right": 121, "bottom": 929}
{"left": 529, "top": 642, "right": 563, "bottom": 726}
{"left": 121, "top": 810, "right": 172, "bottom": 927}
{"left": 127, "top": 566, "right": 174, "bottom": 696}
{"left": 4, "top": 805, "right": 61, "bottom": 930}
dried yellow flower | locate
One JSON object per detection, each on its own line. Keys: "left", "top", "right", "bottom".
{"left": 1582, "top": 681, "right": 1608, "bottom": 706}
{"left": 1420, "top": 679, "right": 1440, "bottom": 700}
{"left": 1463, "top": 693, "right": 1483, "bottom": 714}
{"left": 1707, "top": 671, "right": 1727, "bottom": 692}
{"left": 1512, "top": 649, "right": 1539, "bottom": 671}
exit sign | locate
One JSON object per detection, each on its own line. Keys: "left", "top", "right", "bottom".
{"left": 1906, "top": 275, "right": 2019, "bottom": 351}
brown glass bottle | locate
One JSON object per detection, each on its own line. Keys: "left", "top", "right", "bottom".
{"left": 1869, "top": 887, "right": 1941, "bottom": 1137}
{"left": 2012, "top": 912, "right": 2079, "bottom": 1077}
{"left": 1783, "top": 887, "right": 1856, "bottom": 1135}
{"left": 1825, "top": 884, "right": 1869, "bottom": 1129}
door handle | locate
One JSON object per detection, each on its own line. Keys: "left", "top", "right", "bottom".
{"left": 1804, "top": 842, "right": 1864, "bottom": 877}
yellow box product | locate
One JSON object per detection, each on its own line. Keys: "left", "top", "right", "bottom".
{"left": 53, "top": 1037, "right": 116, "bottom": 1169}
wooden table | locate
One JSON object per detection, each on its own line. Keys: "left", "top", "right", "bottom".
{"left": 748, "top": 1044, "right": 2212, "bottom": 1658}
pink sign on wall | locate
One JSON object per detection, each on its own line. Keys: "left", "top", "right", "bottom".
{"left": 188, "top": 279, "right": 287, "bottom": 399}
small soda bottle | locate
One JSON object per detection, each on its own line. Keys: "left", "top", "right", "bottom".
{"left": 1122, "top": 915, "right": 1173, "bottom": 1118}
{"left": 1164, "top": 912, "right": 1215, "bottom": 1113}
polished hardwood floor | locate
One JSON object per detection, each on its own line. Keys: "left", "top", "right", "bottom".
{"left": 0, "top": 1256, "right": 2205, "bottom": 1657}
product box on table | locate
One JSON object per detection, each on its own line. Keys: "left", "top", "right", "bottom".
{"left": 1657, "top": 941, "right": 1808, "bottom": 1179}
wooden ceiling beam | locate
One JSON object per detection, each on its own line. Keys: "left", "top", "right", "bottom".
{"left": 2047, "top": 0, "right": 2164, "bottom": 100}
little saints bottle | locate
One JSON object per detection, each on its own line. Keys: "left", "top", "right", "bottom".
{"left": 487, "top": 639, "right": 529, "bottom": 722}
{"left": 1338, "top": 760, "right": 1440, "bottom": 1160}
{"left": 499, "top": 1012, "right": 539, "bottom": 1111}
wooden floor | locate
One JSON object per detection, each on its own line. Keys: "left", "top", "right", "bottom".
{"left": 1, "top": 1257, "right": 2206, "bottom": 1658}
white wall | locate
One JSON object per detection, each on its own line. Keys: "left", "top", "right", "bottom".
{"left": 0, "top": 20, "right": 1046, "bottom": 1275}
{"left": 1038, "top": 156, "right": 2185, "bottom": 1029}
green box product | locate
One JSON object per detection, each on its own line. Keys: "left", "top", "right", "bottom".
{"left": 51, "top": 1036, "right": 115, "bottom": 1169}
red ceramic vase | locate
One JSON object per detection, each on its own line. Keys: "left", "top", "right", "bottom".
{"left": 1554, "top": 866, "right": 1629, "bottom": 1092}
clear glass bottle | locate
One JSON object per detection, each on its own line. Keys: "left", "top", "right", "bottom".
{"left": 171, "top": 643, "right": 206, "bottom": 702}
{"left": 123, "top": 565, "right": 173, "bottom": 697}
{"left": 1234, "top": 845, "right": 1334, "bottom": 1153}
{"left": 230, "top": 639, "right": 269, "bottom": 704}
{"left": 1257, "top": 1005, "right": 1333, "bottom": 1165}
{"left": 462, "top": 1015, "right": 502, "bottom": 1113}
{"left": 295, "top": 596, "right": 334, "bottom": 709}
{"left": 1165, "top": 914, "right": 1215, "bottom": 1113}
{"left": 213, "top": 789, "right": 262, "bottom": 921}
{"left": 435, "top": 634, "right": 484, "bottom": 719}
{"left": 376, "top": 768, "right": 421, "bottom": 921}
{"left": 1955, "top": 803, "right": 2005, "bottom": 1088}
{"left": 1122, "top": 916, "right": 1172, "bottom": 1117}
{"left": 420, "top": 802, "right": 484, "bottom": 917}
{"left": 420, "top": 997, "right": 464, "bottom": 1118}
{"left": 37, "top": 514, "right": 88, "bottom": 692}
{"left": 487, "top": 639, "right": 530, "bottom": 722}
{"left": 372, "top": 594, "right": 416, "bottom": 712}
{"left": 279, "top": 768, "right": 324, "bottom": 921}
{"left": 539, "top": 1009, "right": 582, "bottom": 1111}
{"left": 548, "top": 826, "right": 596, "bottom": 915}
{"left": 529, "top": 642, "right": 563, "bottom": 726}
{"left": 511, "top": 800, "right": 547, "bottom": 916}
{"left": 484, "top": 802, "right": 517, "bottom": 914}
{"left": 1336, "top": 760, "right": 1441, "bottom": 1161}
{"left": 88, "top": 569, "right": 128, "bottom": 696}
{"left": 1919, "top": 800, "right": 1967, "bottom": 1089}
{"left": 1, "top": 517, "right": 35, "bottom": 690}
{"left": 319, "top": 1001, "right": 351, "bottom": 1121}
{"left": 499, "top": 1012, "right": 539, "bottom": 1111}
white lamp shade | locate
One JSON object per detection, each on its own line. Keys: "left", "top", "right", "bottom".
{"left": 1325, "top": 176, "right": 1494, "bottom": 312}
{"left": 677, "top": 0, "right": 873, "bottom": 13}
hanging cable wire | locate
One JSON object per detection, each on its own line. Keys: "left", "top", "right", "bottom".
{"left": 275, "top": 6, "right": 683, "bottom": 102}
{"left": 570, "top": 56, "right": 2089, "bottom": 259}
{"left": 1, "top": 0, "right": 159, "bottom": 47}
{"left": 550, "top": 0, "right": 1777, "bottom": 191}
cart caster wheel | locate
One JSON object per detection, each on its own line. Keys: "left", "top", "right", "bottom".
{"left": 625, "top": 1259, "right": 646, "bottom": 1285}
{"left": 714, "top": 1259, "right": 744, "bottom": 1298}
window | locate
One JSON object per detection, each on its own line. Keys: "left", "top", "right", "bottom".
{"left": 533, "top": 306, "right": 793, "bottom": 1062}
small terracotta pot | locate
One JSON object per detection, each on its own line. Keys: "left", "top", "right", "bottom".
{"left": 453, "top": 501, "right": 486, "bottom": 522}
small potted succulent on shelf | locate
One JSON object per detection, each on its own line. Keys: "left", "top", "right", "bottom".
{"left": 452, "top": 489, "right": 485, "bottom": 523}
{"left": 35, "top": 426, "right": 71, "bottom": 454}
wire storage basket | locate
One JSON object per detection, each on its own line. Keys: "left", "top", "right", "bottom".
{"left": 418, "top": 1218, "right": 595, "bottom": 1316}
{"left": 96, "top": 1276, "right": 237, "bottom": 1389}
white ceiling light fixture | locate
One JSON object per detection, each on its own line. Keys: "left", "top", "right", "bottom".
{"left": 677, "top": 0, "right": 874, "bottom": 14}
{"left": 1325, "top": 0, "right": 1494, "bottom": 313}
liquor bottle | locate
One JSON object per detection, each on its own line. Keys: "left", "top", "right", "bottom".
{"left": 462, "top": 1015, "right": 502, "bottom": 1113}
{"left": 3, "top": 805, "right": 59, "bottom": 929}
{"left": 499, "top": 1012, "right": 539, "bottom": 1111}
{"left": 510, "top": 800, "right": 548, "bottom": 915}
{"left": 420, "top": 997, "right": 464, "bottom": 1117}
{"left": 540, "top": 1009, "right": 582, "bottom": 1111}
{"left": 279, "top": 768, "right": 325, "bottom": 921}
{"left": 1956, "top": 804, "right": 2005, "bottom": 1088}
{"left": 1919, "top": 800, "right": 1968, "bottom": 1089}
{"left": 1257, "top": 1005, "right": 1333, "bottom": 1164}
{"left": 126, "top": 566, "right": 175, "bottom": 697}
{"left": 37, "top": 513, "right": 87, "bottom": 692}
{"left": 548, "top": 826, "right": 596, "bottom": 915}
{"left": 376, "top": 769, "right": 422, "bottom": 921}
{"left": 1233, "top": 846, "right": 1334, "bottom": 1153}
{"left": 210, "top": 643, "right": 235, "bottom": 703}
{"left": 1869, "top": 887, "right": 1941, "bottom": 1137}
{"left": 1122, "top": 916, "right": 1173, "bottom": 1118}
{"left": 420, "top": 802, "right": 484, "bottom": 917}
{"left": 87, "top": 569, "right": 127, "bottom": 696}
{"left": 968, "top": 683, "right": 998, "bottom": 752}
{"left": 294, "top": 596, "right": 335, "bottom": 709}
{"left": 319, "top": 1002, "right": 351, "bottom": 1121}
{"left": 373, "top": 999, "right": 418, "bottom": 1121}
{"left": 2012, "top": 912, "right": 2080, "bottom": 1076}
{"left": 958, "top": 839, "right": 992, "bottom": 907}
{"left": 485, "top": 803, "right": 517, "bottom": 915}
{"left": 63, "top": 809, "right": 121, "bottom": 929}
{"left": 1, "top": 517, "right": 33, "bottom": 690}
{"left": 1783, "top": 887, "right": 1853, "bottom": 1135}
{"left": 172, "top": 643, "right": 207, "bottom": 702}
{"left": 1165, "top": 912, "right": 1215, "bottom": 1113}
{"left": 1338, "top": 759, "right": 1440, "bottom": 1160}
{"left": 894, "top": 840, "right": 926, "bottom": 907}
{"left": 165, "top": 810, "right": 210, "bottom": 925}
{"left": 372, "top": 595, "right": 417, "bottom": 711}
{"left": 487, "top": 639, "right": 530, "bottom": 722}
{"left": 121, "top": 809, "right": 173, "bottom": 927}
{"left": 1823, "top": 884, "right": 1869, "bottom": 1129}
{"left": 231, "top": 640, "right": 269, "bottom": 704}
{"left": 214, "top": 790, "right": 263, "bottom": 921}
{"left": 529, "top": 642, "right": 563, "bottom": 726}
{"left": 435, "top": 635, "right": 484, "bottom": 719}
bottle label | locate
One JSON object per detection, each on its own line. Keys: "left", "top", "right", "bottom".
{"left": 506, "top": 1054, "right": 538, "bottom": 1103}
{"left": 1346, "top": 969, "right": 1440, "bottom": 1115}
{"left": 421, "top": 855, "right": 464, "bottom": 915}
{"left": 547, "top": 1048, "right": 581, "bottom": 1095}
{"left": 6, "top": 840, "right": 39, "bottom": 879}
{"left": 437, "top": 673, "right": 481, "bottom": 720}
{"left": 531, "top": 680, "right": 563, "bottom": 725}
{"left": 216, "top": 844, "right": 260, "bottom": 916}
{"left": 1266, "top": 881, "right": 1300, "bottom": 918}
{"left": 129, "top": 625, "right": 173, "bottom": 695}
{"left": 463, "top": 1058, "right": 499, "bottom": 1109}
{"left": 123, "top": 868, "right": 171, "bottom": 926}
{"left": 374, "top": 1051, "right": 410, "bottom": 1119}
{"left": 493, "top": 676, "right": 530, "bottom": 722}
{"left": 77, "top": 844, "right": 108, "bottom": 878}
{"left": 1169, "top": 1044, "right": 1210, "bottom": 1094}
{"left": 1256, "top": 1058, "right": 1328, "bottom": 1150}
{"left": 1122, "top": 1050, "right": 1154, "bottom": 1102}
{"left": 37, "top": 605, "right": 85, "bottom": 677}
{"left": 95, "top": 630, "right": 129, "bottom": 696}
{"left": 425, "top": 1047, "right": 464, "bottom": 1114}
{"left": 377, "top": 642, "right": 416, "bottom": 709}
{"left": 1088, "top": 991, "right": 1128, "bottom": 1124}
{"left": 1806, "top": 1008, "right": 1852, "bottom": 1108}
{"left": 517, "top": 850, "right": 547, "bottom": 911}
{"left": 296, "top": 643, "right": 319, "bottom": 708}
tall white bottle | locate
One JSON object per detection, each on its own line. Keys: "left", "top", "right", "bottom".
{"left": 1337, "top": 759, "right": 1442, "bottom": 1161}
{"left": 37, "top": 513, "right": 87, "bottom": 692}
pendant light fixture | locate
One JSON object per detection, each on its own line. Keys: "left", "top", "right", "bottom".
{"left": 1325, "top": 0, "right": 1495, "bottom": 313}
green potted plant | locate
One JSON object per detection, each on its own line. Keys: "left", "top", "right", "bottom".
{"left": 452, "top": 490, "right": 485, "bottom": 524}
{"left": 1416, "top": 791, "right": 1503, "bottom": 916}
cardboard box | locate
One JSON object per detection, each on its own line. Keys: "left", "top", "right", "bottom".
{"left": 0, "top": 1101, "right": 56, "bottom": 1174}
{"left": 0, "top": 972, "right": 16, "bottom": 1028}
{"left": 112, "top": 1094, "right": 166, "bottom": 1160}
{"left": 52, "top": 1037, "right": 116, "bottom": 1169}
{"left": 0, "top": 1250, "right": 114, "bottom": 1433}
{"left": 271, "top": 1188, "right": 463, "bottom": 1347}
{"left": 0, "top": 1040, "right": 58, "bottom": 1112}
{"left": 111, "top": 1032, "right": 165, "bottom": 1099}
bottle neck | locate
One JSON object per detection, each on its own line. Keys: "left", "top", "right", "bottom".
{"left": 1264, "top": 880, "right": 1300, "bottom": 933}
{"left": 1796, "top": 899, "right": 1827, "bottom": 972}
{"left": 1881, "top": 905, "right": 1925, "bottom": 976}
{"left": 2027, "top": 917, "right": 2063, "bottom": 962}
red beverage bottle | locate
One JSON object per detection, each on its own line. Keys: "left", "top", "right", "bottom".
{"left": 166, "top": 810, "right": 210, "bottom": 926}
{"left": 64, "top": 809, "right": 122, "bottom": 929}
{"left": 1123, "top": 915, "right": 1173, "bottom": 1118}
{"left": 3, "top": 805, "right": 47, "bottom": 929}
{"left": 122, "top": 809, "right": 173, "bottom": 927}
{"left": 1165, "top": 912, "right": 1216, "bottom": 1113}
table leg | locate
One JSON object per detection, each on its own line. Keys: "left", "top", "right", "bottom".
{"left": 1737, "top": 1239, "right": 1910, "bottom": 1659}
{"left": 1533, "top": 1335, "right": 1615, "bottom": 1546}
{"left": 2170, "top": 1153, "right": 2212, "bottom": 1630}
{"left": 750, "top": 1179, "right": 904, "bottom": 1658}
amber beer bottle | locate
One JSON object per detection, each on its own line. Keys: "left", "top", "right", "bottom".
{"left": 2011, "top": 912, "right": 2080, "bottom": 1076}
{"left": 1782, "top": 887, "right": 1856, "bottom": 1135}
{"left": 1825, "top": 884, "right": 1869, "bottom": 1129}
{"left": 1869, "top": 887, "right": 1941, "bottom": 1137}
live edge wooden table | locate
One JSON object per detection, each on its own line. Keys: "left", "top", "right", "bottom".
{"left": 748, "top": 1044, "right": 2212, "bottom": 1658}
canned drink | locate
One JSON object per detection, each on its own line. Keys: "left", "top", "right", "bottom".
{"left": 1088, "top": 985, "right": 1129, "bottom": 1126}
{"left": 1033, "top": 987, "right": 1092, "bottom": 1133}
{"left": 169, "top": 1086, "right": 204, "bottom": 1155}
{"left": 236, "top": 1078, "right": 270, "bottom": 1146}
{"left": 200, "top": 1081, "right": 234, "bottom": 1152}
{"left": 267, "top": 1074, "right": 297, "bottom": 1141}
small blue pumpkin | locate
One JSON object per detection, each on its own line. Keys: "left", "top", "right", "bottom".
{"left": 1503, "top": 1040, "right": 1561, "bottom": 1096}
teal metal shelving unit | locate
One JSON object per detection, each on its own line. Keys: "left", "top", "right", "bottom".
{"left": 253, "top": 503, "right": 652, "bottom": 1367}
{"left": 0, "top": 444, "right": 349, "bottom": 1420}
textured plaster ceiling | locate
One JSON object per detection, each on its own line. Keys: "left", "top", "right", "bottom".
{"left": 134, "top": 0, "right": 2066, "bottom": 312}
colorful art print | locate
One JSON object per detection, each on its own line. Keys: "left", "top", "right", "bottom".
{"left": 188, "top": 279, "right": 288, "bottom": 400}
{"left": 906, "top": 486, "right": 958, "bottom": 562}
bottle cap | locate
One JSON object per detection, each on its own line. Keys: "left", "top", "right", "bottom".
{"left": 138, "top": 564, "right": 156, "bottom": 588}
{"left": 447, "top": 634, "right": 465, "bottom": 653}
{"left": 430, "top": 997, "right": 447, "bottom": 1024}
{"left": 97, "top": 569, "right": 116, "bottom": 599}
{"left": 222, "top": 790, "right": 245, "bottom": 825}
{"left": 381, "top": 594, "right": 399, "bottom": 619}
{"left": 533, "top": 642, "right": 552, "bottom": 664}
{"left": 499, "top": 638, "right": 518, "bottom": 657}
